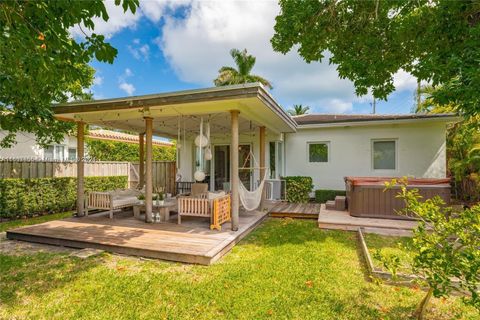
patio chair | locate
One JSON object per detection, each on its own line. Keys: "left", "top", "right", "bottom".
{"left": 177, "top": 191, "right": 231, "bottom": 230}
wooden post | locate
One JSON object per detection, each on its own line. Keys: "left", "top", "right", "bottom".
{"left": 139, "top": 133, "right": 145, "bottom": 188}
{"left": 76, "top": 122, "right": 85, "bottom": 216}
{"left": 259, "top": 126, "right": 266, "bottom": 210}
{"left": 230, "top": 110, "right": 239, "bottom": 231}
{"left": 145, "top": 117, "right": 153, "bottom": 223}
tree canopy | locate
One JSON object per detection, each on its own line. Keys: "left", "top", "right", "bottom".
{"left": 272, "top": 0, "right": 480, "bottom": 116}
{"left": 0, "top": 0, "right": 139, "bottom": 148}
{"left": 287, "top": 104, "right": 310, "bottom": 116}
{"left": 214, "top": 48, "right": 272, "bottom": 89}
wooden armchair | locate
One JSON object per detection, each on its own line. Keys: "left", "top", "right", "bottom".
{"left": 177, "top": 193, "right": 231, "bottom": 230}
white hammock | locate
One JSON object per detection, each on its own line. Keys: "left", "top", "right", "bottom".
{"left": 237, "top": 150, "right": 269, "bottom": 211}
{"left": 239, "top": 169, "right": 268, "bottom": 211}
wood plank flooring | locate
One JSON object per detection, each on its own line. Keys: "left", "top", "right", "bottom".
{"left": 317, "top": 204, "right": 417, "bottom": 236}
{"left": 269, "top": 202, "right": 321, "bottom": 219}
{"left": 6, "top": 210, "right": 268, "bottom": 265}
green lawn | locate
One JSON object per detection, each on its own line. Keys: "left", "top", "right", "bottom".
{"left": 364, "top": 233, "right": 414, "bottom": 274}
{"left": 0, "top": 211, "right": 74, "bottom": 233}
{"left": 0, "top": 219, "right": 477, "bottom": 319}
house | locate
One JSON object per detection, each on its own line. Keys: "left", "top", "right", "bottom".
{"left": 0, "top": 129, "right": 173, "bottom": 161}
{"left": 5, "top": 83, "right": 458, "bottom": 264}
{"left": 285, "top": 114, "right": 455, "bottom": 190}
{"left": 49, "top": 83, "right": 456, "bottom": 224}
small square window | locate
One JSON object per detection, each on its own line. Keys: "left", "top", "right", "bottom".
{"left": 68, "top": 148, "right": 77, "bottom": 161}
{"left": 43, "top": 146, "right": 54, "bottom": 160}
{"left": 308, "top": 142, "right": 329, "bottom": 163}
{"left": 373, "top": 140, "right": 396, "bottom": 170}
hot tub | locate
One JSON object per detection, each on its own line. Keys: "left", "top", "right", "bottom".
{"left": 344, "top": 177, "right": 451, "bottom": 220}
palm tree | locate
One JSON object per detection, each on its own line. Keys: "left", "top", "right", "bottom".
{"left": 213, "top": 48, "right": 272, "bottom": 89}
{"left": 413, "top": 84, "right": 456, "bottom": 114}
{"left": 287, "top": 104, "right": 310, "bottom": 116}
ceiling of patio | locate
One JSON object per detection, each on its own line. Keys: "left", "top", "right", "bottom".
{"left": 54, "top": 84, "right": 297, "bottom": 139}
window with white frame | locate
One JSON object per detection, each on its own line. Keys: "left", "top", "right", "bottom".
{"left": 68, "top": 148, "right": 77, "bottom": 161}
{"left": 43, "top": 145, "right": 65, "bottom": 160}
{"left": 308, "top": 142, "right": 329, "bottom": 163}
{"left": 372, "top": 140, "right": 397, "bottom": 170}
{"left": 269, "top": 141, "right": 284, "bottom": 179}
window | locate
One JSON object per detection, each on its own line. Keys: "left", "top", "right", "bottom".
{"left": 269, "top": 141, "right": 284, "bottom": 179}
{"left": 68, "top": 148, "right": 77, "bottom": 161}
{"left": 43, "top": 146, "right": 55, "bottom": 160}
{"left": 308, "top": 142, "right": 329, "bottom": 163}
{"left": 43, "top": 145, "right": 66, "bottom": 160}
{"left": 372, "top": 140, "right": 396, "bottom": 170}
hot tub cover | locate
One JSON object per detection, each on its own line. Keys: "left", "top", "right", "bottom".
{"left": 344, "top": 176, "right": 451, "bottom": 187}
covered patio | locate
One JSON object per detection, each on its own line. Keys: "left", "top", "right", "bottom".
{"left": 7, "top": 84, "right": 296, "bottom": 264}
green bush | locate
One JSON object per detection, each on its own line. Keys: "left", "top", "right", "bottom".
{"left": 282, "top": 176, "right": 313, "bottom": 203}
{"left": 0, "top": 176, "right": 127, "bottom": 219}
{"left": 314, "top": 190, "right": 346, "bottom": 203}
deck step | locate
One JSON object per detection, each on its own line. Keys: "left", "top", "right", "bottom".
{"left": 334, "top": 196, "right": 346, "bottom": 211}
{"left": 325, "top": 200, "right": 336, "bottom": 210}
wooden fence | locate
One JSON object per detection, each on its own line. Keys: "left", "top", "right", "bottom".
{"left": 132, "top": 161, "right": 176, "bottom": 194}
{"left": 0, "top": 160, "right": 176, "bottom": 193}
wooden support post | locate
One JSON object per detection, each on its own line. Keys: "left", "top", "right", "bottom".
{"left": 230, "top": 110, "right": 239, "bottom": 231}
{"left": 259, "top": 126, "right": 266, "bottom": 210}
{"left": 145, "top": 118, "right": 153, "bottom": 223}
{"left": 139, "top": 133, "right": 145, "bottom": 188}
{"left": 76, "top": 122, "right": 85, "bottom": 216}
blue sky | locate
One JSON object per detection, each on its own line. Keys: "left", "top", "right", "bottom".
{"left": 78, "top": 1, "right": 418, "bottom": 115}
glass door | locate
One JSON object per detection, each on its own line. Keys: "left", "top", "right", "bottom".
{"left": 213, "top": 144, "right": 252, "bottom": 191}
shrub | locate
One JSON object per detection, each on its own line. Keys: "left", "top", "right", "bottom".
{"left": 314, "top": 190, "right": 346, "bottom": 203}
{"left": 0, "top": 176, "right": 127, "bottom": 219}
{"left": 282, "top": 176, "right": 313, "bottom": 203}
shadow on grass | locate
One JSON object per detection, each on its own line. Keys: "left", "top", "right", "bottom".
{"left": 0, "top": 252, "right": 102, "bottom": 308}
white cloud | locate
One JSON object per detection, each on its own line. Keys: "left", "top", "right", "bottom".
{"left": 140, "top": 0, "right": 190, "bottom": 22}
{"left": 157, "top": 0, "right": 361, "bottom": 113}
{"left": 70, "top": 0, "right": 141, "bottom": 39}
{"left": 128, "top": 42, "right": 150, "bottom": 61}
{"left": 93, "top": 76, "right": 104, "bottom": 86}
{"left": 119, "top": 82, "right": 136, "bottom": 96}
{"left": 393, "top": 69, "right": 418, "bottom": 91}
{"left": 118, "top": 68, "right": 135, "bottom": 96}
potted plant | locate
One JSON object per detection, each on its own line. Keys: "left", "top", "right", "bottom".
{"left": 157, "top": 192, "right": 165, "bottom": 206}
{"left": 137, "top": 194, "right": 145, "bottom": 205}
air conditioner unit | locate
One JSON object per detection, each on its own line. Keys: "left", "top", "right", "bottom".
{"left": 265, "top": 179, "right": 286, "bottom": 201}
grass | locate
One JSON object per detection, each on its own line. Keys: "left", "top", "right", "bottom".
{"left": 0, "top": 211, "right": 74, "bottom": 233}
{"left": 0, "top": 218, "right": 477, "bottom": 319}
{"left": 364, "top": 233, "right": 414, "bottom": 274}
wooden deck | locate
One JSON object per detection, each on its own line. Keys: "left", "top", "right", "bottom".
{"left": 6, "top": 210, "right": 268, "bottom": 265}
{"left": 269, "top": 202, "right": 321, "bottom": 219}
{"left": 318, "top": 204, "right": 417, "bottom": 236}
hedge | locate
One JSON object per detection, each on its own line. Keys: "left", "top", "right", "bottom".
{"left": 282, "top": 176, "right": 314, "bottom": 203}
{"left": 314, "top": 189, "right": 346, "bottom": 203}
{"left": 0, "top": 176, "right": 127, "bottom": 219}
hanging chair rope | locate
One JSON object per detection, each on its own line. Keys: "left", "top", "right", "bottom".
{"left": 237, "top": 150, "right": 268, "bottom": 211}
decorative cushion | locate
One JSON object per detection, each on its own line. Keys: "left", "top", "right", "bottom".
{"left": 207, "top": 191, "right": 226, "bottom": 200}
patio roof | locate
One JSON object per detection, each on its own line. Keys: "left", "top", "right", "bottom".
{"left": 54, "top": 83, "right": 297, "bottom": 138}
{"left": 293, "top": 113, "right": 459, "bottom": 127}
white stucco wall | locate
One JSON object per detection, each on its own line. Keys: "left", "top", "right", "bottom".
{"left": 284, "top": 121, "right": 448, "bottom": 190}
{"left": 0, "top": 131, "right": 77, "bottom": 160}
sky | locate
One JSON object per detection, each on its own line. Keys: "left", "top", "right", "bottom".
{"left": 73, "top": 0, "right": 419, "bottom": 115}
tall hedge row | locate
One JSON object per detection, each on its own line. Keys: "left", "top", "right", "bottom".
{"left": 0, "top": 176, "right": 127, "bottom": 219}
{"left": 282, "top": 176, "right": 314, "bottom": 203}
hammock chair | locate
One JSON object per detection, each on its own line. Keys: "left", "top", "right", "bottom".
{"left": 238, "top": 150, "right": 269, "bottom": 211}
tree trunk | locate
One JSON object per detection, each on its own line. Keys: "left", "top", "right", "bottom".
{"left": 414, "top": 287, "right": 434, "bottom": 320}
